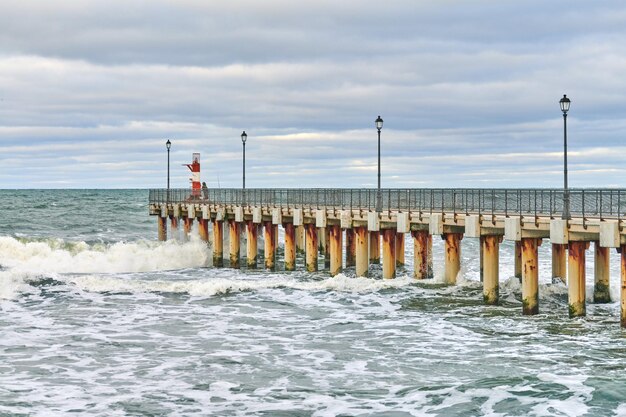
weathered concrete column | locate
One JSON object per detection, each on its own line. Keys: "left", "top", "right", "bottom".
{"left": 264, "top": 221, "right": 276, "bottom": 270}
{"left": 246, "top": 220, "right": 258, "bottom": 268}
{"left": 521, "top": 238, "right": 540, "bottom": 315}
{"left": 515, "top": 241, "right": 522, "bottom": 280}
{"left": 158, "top": 216, "right": 167, "bottom": 241}
{"left": 318, "top": 227, "right": 325, "bottom": 254}
{"left": 305, "top": 223, "right": 318, "bottom": 272}
{"left": 329, "top": 224, "right": 343, "bottom": 276}
{"left": 183, "top": 217, "right": 193, "bottom": 241}
{"left": 229, "top": 220, "right": 240, "bottom": 268}
{"left": 483, "top": 235, "right": 501, "bottom": 305}
{"left": 411, "top": 230, "right": 428, "bottom": 279}
{"left": 323, "top": 227, "right": 331, "bottom": 269}
{"left": 594, "top": 241, "right": 611, "bottom": 303}
{"left": 355, "top": 226, "right": 369, "bottom": 277}
{"left": 345, "top": 229, "right": 356, "bottom": 267}
{"left": 170, "top": 216, "right": 179, "bottom": 240}
{"left": 443, "top": 233, "right": 463, "bottom": 284}
{"left": 479, "top": 236, "right": 485, "bottom": 282}
{"left": 396, "top": 232, "right": 405, "bottom": 267}
{"left": 552, "top": 243, "right": 567, "bottom": 284}
{"left": 618, "top": 245, "right": 626, "bottom": 328}
{"left": 369, "top": 231, "right": 380, "bottom": 264}
{"left": 568, "top": 241, "right": 589, "bottom": 318}
{"left": 212, "top": 219, "right": 223, "bottom": 267}
{"left": 296, "top": 225, "right": 305, "bottom": 254}
{"left": 198, "top": 218, "right": 209, "bottom": 242}
{"left": 283, "top": 222, "right": 296, "bottom": 271}
{"left": 382, "top": 229, "right": 396, "bottom": 279}
{"left": 427, "top": 233, "right": 434, "bottom": 278}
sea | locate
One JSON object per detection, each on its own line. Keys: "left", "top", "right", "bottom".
{"left": 1, "top": 189, "right": 625, "bottom": 417}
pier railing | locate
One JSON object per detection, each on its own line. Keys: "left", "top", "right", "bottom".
{"left": 149, "top": 188, "right": 626, "bottom": 220}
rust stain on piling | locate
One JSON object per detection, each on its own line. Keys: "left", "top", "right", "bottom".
{"left": 246, "top": 220, "right": 258, "bottom": 268}
{"left": 411, "top": 230, "right": 428, "bottom": 279}
{"left": 521, "top": 238, "right": 539, "bottom": 315}
{"left": 305, "top": 223, "right": 318, "bottom": 272}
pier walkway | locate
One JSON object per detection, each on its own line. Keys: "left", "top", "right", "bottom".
{"left": 149, "top": 188, "right": 626, "bottom": 326}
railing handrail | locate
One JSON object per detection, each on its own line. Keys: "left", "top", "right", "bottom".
{"left": 149, "top": 188, "right": 626, "bottom": 219}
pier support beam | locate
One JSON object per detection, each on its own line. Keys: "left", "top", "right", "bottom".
{"left": 411, "top": 230, "right": 428, "bottom": 279}
{"left": 515, "top": 241, "right": 522, "bottom": 280}
{"left": 318, "top": 227, "right": 325, "bottom": 254}
{"left": 212, "top": 219, "right": 223, "bottom": 267}
{"left": 382, "top": 229, "right": 396, "bottom": 279}
{"left": 369, "top": 231, "right": 380, "bottom": 264}
{"left": 552, "top": 243, "right": 567, "bottom": 284}
{"left": 170, "top": 216, "right": 179, "bottom": 240}
{"left": 479, "top": 236, "right": 484, "bottom": 282}
{"left": 183, "top": 217, "right": 193, "bottom": 241}
{"left": 396, "top": 232, "right": 405, "bottom": 267}
{"left": 158, "top": 216, "right": 167, "bottom": 241}
{"left": 355, "top": 226, "right": 368, "bottom": 277}
{"left": 594, "top": 242, "right": 611, "bottom": 303}
{"left": 521, "top": 238, "right": 541, "bottom": 315}
{"left": 427, "top": 234, "right": 434, "bottom": 278}
{"left": 482, "top": 235, "right": 501, "bottom": 305}
{"left": 246, "top": 220, "right": 258, "bottom": 268}
{"left": 443, "top": 233, "right": 463, "bottom": 284}
{"left": 296, "top": 225, "right": 305, "bottom": 255}
{"left": 264, "top": 221, "right": 276, "bottom": 270}
{"left": 329, "top": 225, "right": 343, "bottom": 276}
{"left": 323, "top": 227, "right": 330, "bottom": 269}
{"left": 229, "top": 220, "right": 240, "bottom": 268}
{"left": 198, "top": 218, "right": 209, "bottom": 242}
{"left": 305, "top": 223, "right": 318, "bottom": 272}
{"left": 283, "top": 223, "right": 296, "bottom": 271}
{"left": 618, "top": 245, "right": 626, "bottom": 328}
{"left": 345, "top": 229, "right": 356, "bottom": 267}
{"left": 568, "top": 241, "right": 589, "bottom": 318}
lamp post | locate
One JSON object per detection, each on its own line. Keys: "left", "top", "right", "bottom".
{"left": 559, "top": 95, "right": 571, "bottom": 220}
{"left": 241, "top": 131, "right": 247, "bottom": 189}
{"left": 166, "top": 138, "right": 171, "bottom": 183}
{"left": 375, "top": 115, "right": 384, "bottom": 212}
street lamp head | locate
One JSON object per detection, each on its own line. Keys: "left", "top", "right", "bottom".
{"left": 559, "top": 94, "right": 570, "bottom": 114}
{"left": 241, "top": 131, "right": 247, "bottom": 144}
{"left": 375, "top": 115, "right": 383, "bottom": 131}
{"left": 165, "top": 139, "right": 171, "bottom": 150}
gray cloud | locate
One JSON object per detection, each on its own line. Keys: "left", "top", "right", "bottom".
{"left": 1, "top": 1, "right": 625, "bottom": 188}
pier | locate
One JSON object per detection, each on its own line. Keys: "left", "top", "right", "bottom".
{"left": 149, "top": 188, "right": 626, "bottom": 326}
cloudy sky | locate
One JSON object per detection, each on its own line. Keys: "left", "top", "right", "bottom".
{"left": 1, "top": 1, "right": 625, "bottom": 189}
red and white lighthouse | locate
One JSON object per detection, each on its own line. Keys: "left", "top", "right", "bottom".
{"left": 184, "top": 153, "right": 201, "bottom": 197}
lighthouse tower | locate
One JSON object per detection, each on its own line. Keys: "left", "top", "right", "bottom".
{"left": 185, "top": 153, "right": 201, "bottom": 197}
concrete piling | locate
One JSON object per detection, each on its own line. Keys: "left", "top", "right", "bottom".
{"left": 296, "top": 225, "right": 305, "bottom": 254}
{"left": 229, "top": 220, "right": 240, "bottom": 268}
{"left": 355, "top": 226, "right": 369, "bottom": 277}
{"left": 345, "top": 229, "right": 356, "bottom": 267}
{"left": 482, "top": 235, "right": 501, "bottom": 305}
{"left": 521, "top": 238, "right": 540, "bottom": 315}
{"left": 411, "top": 230, "right": 428, "bottom": 279}
{"left": 396, "top": 232, "right": 405, "bottom": 267}
{"left": 369, "top": 231, "right": 380, "bottom": 264}
{"left": 329, "top": 224, "right": 342, "bottom": 276}
{"left": 183, "top": 217, "right": 193, "bottom": 241}
{"left": 479, "top": 236, "right": 484, "bottom": 282}
{"left": 515, "top": 241, "right": 522, "bottom": 280}
{"left": 283, "top": 222, "right": 296, "bottom": 271}
{"left": 382, "top": 228, "right": 396, "bottom": 279}
{"left": 594, "top": 241, "right": 611, "bottom": 303}
{"left": 212, "top": 219, "right": 223, "bottom": 267}
{"left": 620, "top": 245, "right": 626, "bottom": 328}
{"left": 198, "top": 218, "right": 209, "bottom": 242}
{"left": 305, "top": 223, "right": 318, "bottom": 272}
{"left": 552, "top": 243, "right": 567, "bottom": 284}
{"left": 443, "top": 233, "right": 463, "bottom": 284}
{"left": 323, "top": 227, "right": 331, "bottom": 269}
{"left": 264, "top": 221, "right": 276, "bottom": 270}
{"left": 170, "top": 216, "right": 179, "bottom": 240}
{"left": 246, "top": 220, "right": 258, "bottom": 268}
{"left": 158, "top": 216, "right": 167, "bottom": 241}
{"left": 427, "top": 233, "right": 433, "bottom": 278}
{"left": 568, "top": 241, "right": 589, "bottom": 318}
